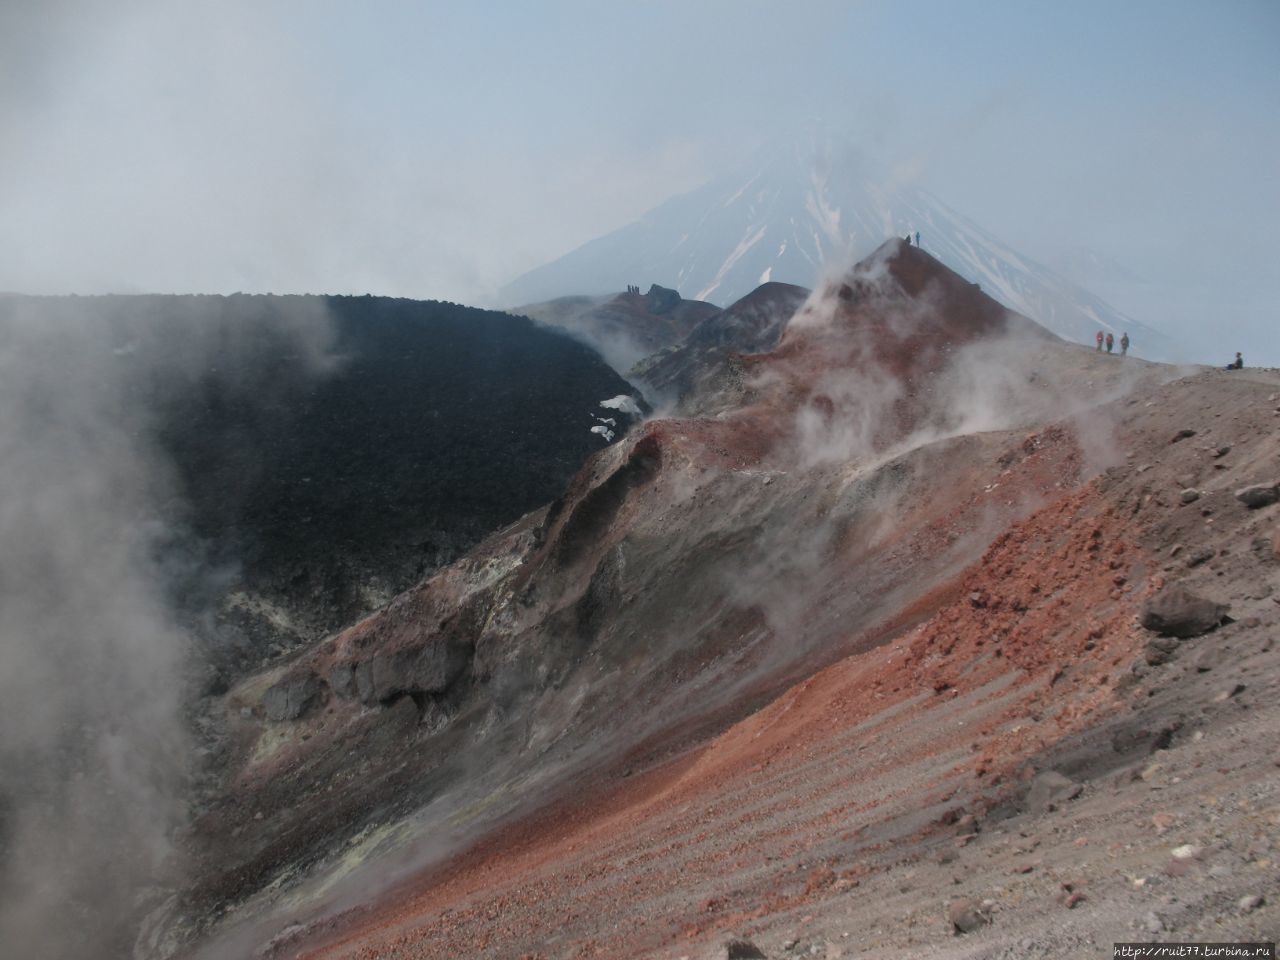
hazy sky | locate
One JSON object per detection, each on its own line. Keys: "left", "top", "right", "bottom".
{"left": 2, "top": 0, "right": 1276, "bottom": 360}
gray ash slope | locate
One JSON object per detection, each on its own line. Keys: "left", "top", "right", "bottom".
{"left": 503, "top": 127, "right": 1182, "bottom": 360}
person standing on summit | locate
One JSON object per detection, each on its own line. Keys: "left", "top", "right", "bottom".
{"left": 1120, "top": 333, "right": 1130, "bottom": 356}
{"left": 1096, "top": 331, "right": 1104, "bottom": 351}
{"left": 1105, "top": 332, "right": 1114, "bottom": 354}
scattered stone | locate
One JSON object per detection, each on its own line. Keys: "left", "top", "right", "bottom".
{"left": 782, "top": 940, "right": 799, "bottom": 952}
{"left": 1213, "top": 683, "right": 1246, "bottom": 702}
{"left": 1063, "top": 891, "right": 1087, "bottom": 909}
{"left": 1151, "top": 812, "right": 1176, "bottom": 835}
{"left": 1140, "top": 585, "right": 1229, "bottom": 638}
{"left": 1238, "top": 894, "right": 1265, "bottom": 913}
{"left": 1026, "top": 770, "right": 1082, "bottom": 815}
{"left": 1214, "top": 445, "right": 1231, "bottom": 458}
{"left": 1165, "top": 858, "right": 1192, "bottom": 878}
{"left": 1144, "top": 637, "right": 1179, "bottom": 666}
{"left": 1236, "top": 483, "right": 1280, "bottom": 509}
{"left": 1170, "top": 429, "right": 1196, "bottom": 444}
{"left": 948, "top": 899, "right": 991, "bottom": 934}
{"left": 1192, "top": 644, "right": 1228, "bottom": 672}
{"left": 1171, "top": 844, "right": 1202, "bottom": 860}
{"left": 1186, "top": 546, "right": 1215, "bottom": 568}
{"left": 1180, "top": 489, "right": 1201, "bottom": 504}
{"left": 954, "top": 813, "right": 980, "bottom": 834}
{"left": 725, "top": 939, "right": 767, "bottom": 959}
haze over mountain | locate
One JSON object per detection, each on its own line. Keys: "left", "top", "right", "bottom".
{"left": 504, "top": 128, "right": 1184, "bottom": 360}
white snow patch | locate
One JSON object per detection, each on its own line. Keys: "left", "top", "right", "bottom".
{"left": 695, "top": 223, "right": 767, "bottom": 302}
{"left": 590, "top": 424, "right": 615, "bottom": 442}
{"left": 721, "top": 170, "right": 762, "bottom": 208}
{"left": 600, "top": 395, "right": 642, "bottom": 416}
{"left": 759, "top": 267, "right": 772, "bottom": 284}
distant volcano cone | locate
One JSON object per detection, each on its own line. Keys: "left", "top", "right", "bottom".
{"left": 503, "top": 124, "right": 1181, "bottom": 359}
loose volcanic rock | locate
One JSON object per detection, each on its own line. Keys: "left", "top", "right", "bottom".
{"left": 1238, "top": 894, "right": 1265, "bottom": 913}
{"left": 1235, "top": 483, "right": 1279, "bottom": 509}
{"left": 948, "top": 898, "right": 991, "bottom": 934}
{"left": 1026, "top": 770, "right": 1082, "bottom": 815}
{"left": 724, "top": 939, "right": 767, "bottom": 959}
{"left": 1170, "top": 429, "right": 1197, "bottom": 444}
{"left": 1180, "top": 489, "right": 1200, "bottom": 504}
{"left": 1140, "top": 585, "right": 1229, "bottom": 638}
{"left": 1191, "top": 643, "right": 1229, "bottom": 672}
{"left": 1185, "top": 546, "right": 1215, "bottom": 568}
{"left": 1144, "top": 637, "right": 1179, "bottom": 666}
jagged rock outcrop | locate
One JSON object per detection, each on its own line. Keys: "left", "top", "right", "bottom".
{"left": 631, "top": 280, "right": 810, "bottom": 412}
{"left": 513, "top": 287, "right": 719, "bottom": 373}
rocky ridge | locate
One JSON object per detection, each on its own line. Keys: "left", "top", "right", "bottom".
{"left": 169, "top": 243, "right": 1279, "bottom": 959}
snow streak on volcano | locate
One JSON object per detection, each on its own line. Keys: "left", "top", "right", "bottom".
{"left": 504, "top": 127, "right": 1181, "bottom": 359}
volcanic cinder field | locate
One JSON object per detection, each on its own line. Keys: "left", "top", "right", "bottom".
{"left": 145, "top": 241, "right": 1280, "bottom": 960}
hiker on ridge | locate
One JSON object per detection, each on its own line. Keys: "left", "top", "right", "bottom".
{"left": 1095, "top": 331, "right": 1104, "bottom": 351}
{"left": 1105, "top": 332, "right": 1114, "bottom": 354}
{"left": 1120, "top": 333, "right": 1130, "bottom": 357}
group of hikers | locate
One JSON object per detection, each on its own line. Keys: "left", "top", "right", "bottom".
{"left": 1093, "top": 331, "right": 1245, "bottom": 370}
{"left": 1094, "top": 330, "right": 1130, "bottom": 356}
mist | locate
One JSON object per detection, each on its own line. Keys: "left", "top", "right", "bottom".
{"left": 0, "top": 295, "right": 335, "bottom": 958}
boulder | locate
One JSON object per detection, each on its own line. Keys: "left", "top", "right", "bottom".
{"left": 724, "top": 939, "right": 766, "bottom": 959}
{"left": 1144, "top": 637, "right": 1179, "bottom": 666}
{"left": 644, "top": 284, "right": 682, "bottom": 315}
{"left": 263, "top": 670, "right": 322, "bottom": 722}
{"left": 1140, "top": 585, "right": 1228, "bottom": 638}
{"left": 948, "top": 898, "right": 991, "bottom": 934}
{"left": 1236, "top": 483, "right": 1279, "bottom": 509}
{"left": 352, "top": 638, "right": 470, "bottom": 705}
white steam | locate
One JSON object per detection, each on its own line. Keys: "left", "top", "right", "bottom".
{"left": 0, "top": 296, "right": 335, "bottom": 959}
